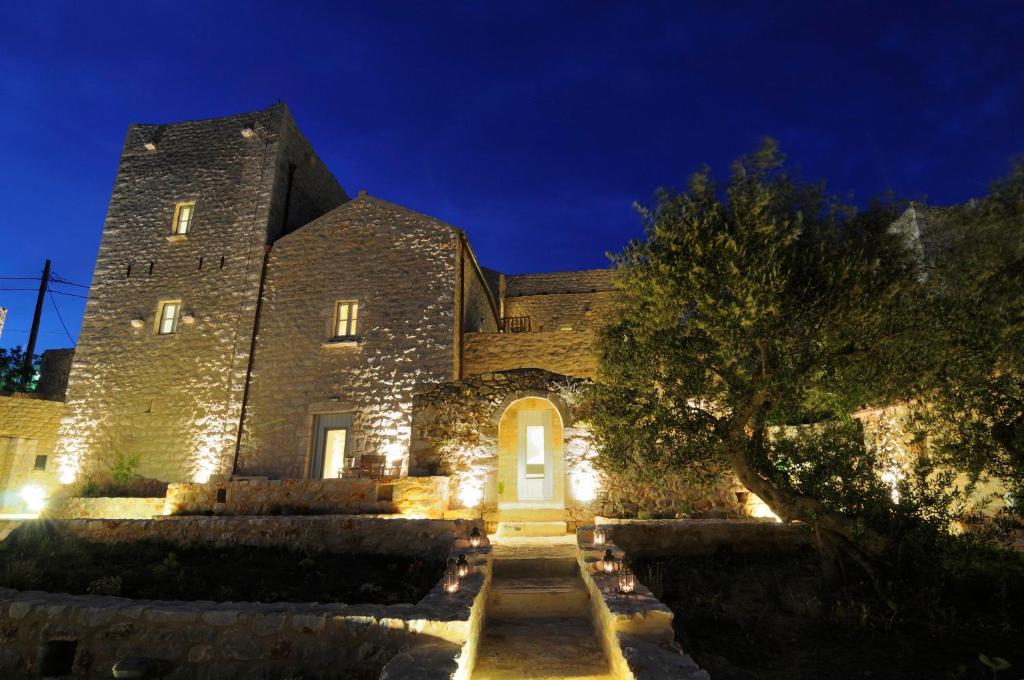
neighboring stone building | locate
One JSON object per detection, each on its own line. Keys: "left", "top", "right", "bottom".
{"left": 36, "top": 104, "right": 616, "bottom": 523}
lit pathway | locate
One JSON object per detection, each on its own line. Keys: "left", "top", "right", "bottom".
{"left": 472, "top": 533, "right": 615, "bottom": 680}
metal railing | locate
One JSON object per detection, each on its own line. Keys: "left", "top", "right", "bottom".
{"left": 500, "top": 315, "right": 531, "bottom": 333}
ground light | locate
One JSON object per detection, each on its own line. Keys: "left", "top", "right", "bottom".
{"left": 618, "top": 565, "right": 636, "bottom": 594}
{"left": 601, "top": 548, "right": 621, "bottom": 574}
{"left": 456, "top": 554, "right": 470, "bottom": 578}
{"left": 19, "top": 484, "right": 46, "bottom": 513}
{"left": 593, "top": 526, "right": 607, "bottom": 545}
{"left": 469, "top": 526, "right": 482, "bottom": 548}
{"left": 444, "top": 559, "right": 461, "bottom": 594}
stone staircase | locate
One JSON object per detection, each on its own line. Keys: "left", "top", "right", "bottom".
{"left": 472, "top": 530, "right": 614, "bottom": 679}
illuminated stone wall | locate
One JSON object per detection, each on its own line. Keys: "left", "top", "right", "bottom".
{"left": 54, "top": 105, "right": 346, "bottom": 484}
{"left": 236, "top": 196, "right": 462, "bottom": 478}
{"left": 0, "top": 394, "right": 64, "bottom": 510}
{"left": 462, "top": 329, "right": 600, "bottom": 379}
{"left": 410, "top": 369, "right": 598, "bottom": 517}
{"left": 504, "top": 269, "right": 618, "bottom": 331}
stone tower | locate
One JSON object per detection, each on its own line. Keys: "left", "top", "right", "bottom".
{"left": 54, "top": 104, "right": 347, "bottom": 484}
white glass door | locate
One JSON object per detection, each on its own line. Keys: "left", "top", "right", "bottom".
{"left": 517, "top": 410, "right": 553, "bottom": 500}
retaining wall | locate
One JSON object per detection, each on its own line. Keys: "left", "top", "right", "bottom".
{"left": 593, "top": 517, "right": 812, "bottom": 559}
{"left": 0, "top": 517, "right": 491, "bottom": 679}
{"left": 165, "top": 476, "right": 451, "bottom": 518}
{"left": 43, "top": 497, "right": 168, "bottom": 520}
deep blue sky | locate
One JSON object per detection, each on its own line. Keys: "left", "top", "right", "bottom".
{"left": 2, "top": 1, "right": 1022, "bottom": 352}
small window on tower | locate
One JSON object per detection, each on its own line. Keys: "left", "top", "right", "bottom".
{"left": 333, "top": 300, "right": 359, "bottom": 339}
{"left": 157, "top": 300, "right": 181, "bottom": 335}
{"left": 172, "top": 202, "right": 195, "bottom": 235}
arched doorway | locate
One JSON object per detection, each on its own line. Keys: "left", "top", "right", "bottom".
{"left": 496, "top": 397, "right": 565, "bottom": 516}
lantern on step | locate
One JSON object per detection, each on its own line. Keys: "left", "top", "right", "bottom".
{"left": 456, "top": 553, "right": 470, "bottom": 578}
{"left": 593, "top": 526, "right": 607, "bottom": 546}
{"left": 601, "top": 548, "right": 622, "bottom": 574}
{"left": 444, "top": 559, "right": 461, "bottom": 594}
{"left": 618, "top": 565, "right": 636, "bottom": 594}
{"left": 469, "top": 527, "right": 482, "bottom": 548}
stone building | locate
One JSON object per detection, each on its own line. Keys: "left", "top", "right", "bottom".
{"left": 44, "top": 104, "right": 617, "bottom": 522}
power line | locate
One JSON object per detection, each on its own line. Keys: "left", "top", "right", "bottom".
{"left": 47, "top": 291, "right": 76, "bottom": 343}
{"left": 50, "top": 274, "right": 88, "bottom": 289}
{"left": 0, "top": 287, "right": 40, "bottom": 292}
{"left": 0, "top": 276, "right": 41, "bottom": 281}
{"left": 50, "top": 289, "right": 88, "bottom": 300}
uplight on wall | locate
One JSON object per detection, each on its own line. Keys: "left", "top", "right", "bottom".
{"left": 19, "top": 485, "right": 46, "bottom": 513}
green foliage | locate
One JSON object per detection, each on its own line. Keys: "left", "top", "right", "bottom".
{"left": 110, "top": 452, "right": 140, "bottom": 485}
{"left": 0, "top": 346, "right": 40, "bottom": 392}
{"left": 594, "top": 138, "right": 1024, "bottom": 581}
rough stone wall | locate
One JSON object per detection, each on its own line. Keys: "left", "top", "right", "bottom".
{"left": 410, "top": 369, "right": 597, "bottom": 515}
{"left": 42, "top": 496, "right": 167, "bottom": 520}
{"left": 237, "top": 195, "right": 459, "bottom": 478}
{"left": 0, "top": 395, "right": 64, "bottom": 509}
{"left": 0, "top": 518, "right": 491, "bottom": 680}
{"left": 504, "top": 268, "right": 616, "bottom": 296}
{"left": 164, "top": 477, "right": 451, "bottom": 518}
{"left": 459, "top": 240, "right": 499, "bottom": 334}
{"left": 55, "top": 105, "right": 345, "bottom": 486}
{"left": 36, "top": 348, "right": 74, "bottom": 401}
{"left": 462, "top": 330, "right": 600, "bottom": 379}
{"left": 504, "top": 290, "right": 619, "bottom": 332}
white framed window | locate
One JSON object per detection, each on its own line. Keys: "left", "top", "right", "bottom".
{"left": 333, "top": 300, "right": 359, "bottom": 338}
{"left": 525, "top": 424, "right": 545, "bottom": 478}
{"left": 157, "top": 300, "right": 181, "bottom": 335}
{"left": 172, "top": 202, "right": 195, "bottom": 235}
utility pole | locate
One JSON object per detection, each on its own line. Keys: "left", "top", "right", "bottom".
{"left": 23, "top": 259, "right": 50, "bottom": 379}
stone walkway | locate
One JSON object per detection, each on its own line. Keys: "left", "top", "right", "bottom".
{"left": 472, "top": 533, "right": 615, "bottom": 680}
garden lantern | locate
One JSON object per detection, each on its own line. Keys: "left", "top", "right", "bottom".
{"left": 444, "top": 559, "right": 461, "bottom": 594}
{"left": 456, "top": 553, "right": 470, "bottom": 578}
{"left": 469, "top": 527, "right": 482, "bottom": 548}
{"left": 601, "top": 548, "right": 622, "bottom": 574}
{"left": 618, "top": 565, "right": 636, "bottom": 594}
{"left": 593, "top": 526, "right": 607, "bottom": 546}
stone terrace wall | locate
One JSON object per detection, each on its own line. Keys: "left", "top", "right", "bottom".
{"left": 0, "top": 394, "right": 64, "bottom": 510}
{"left": 38, "top": 516, "right": 483, "bottom": 559}
{"left": 592, "top": 518, "right": 812, "bottom": 559}
{"left": 165, "top": 477, "right": 451, "bottom": 518}
{"left": 462, "top": 330, "right": 599, "bottom": 379}
{"left": 0, "top": 518, "right": 492, "bottom": 679}
{"left": 237, "top": 195, "right": 460, "bottom": 478}
{"left": 43, "top": 497, "right": 167, "bottom": 520}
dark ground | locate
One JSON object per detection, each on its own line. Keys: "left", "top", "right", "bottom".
{"left": 637, "top": 547, "right": 1023, "bottom": 680}
{"left": 0, "top": 525, "right": 443, "bottom": 604}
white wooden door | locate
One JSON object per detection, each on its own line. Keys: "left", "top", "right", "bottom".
{"left": 517, "top": 409, "right": 553, "bottom": 501}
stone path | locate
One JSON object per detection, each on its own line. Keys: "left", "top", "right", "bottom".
{"left": 472, "top": 533, "right": 616, "bottom": 680}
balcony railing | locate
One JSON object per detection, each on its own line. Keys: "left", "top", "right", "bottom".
{"left": 500, "top": 315, "right": 531, "bottom": 333}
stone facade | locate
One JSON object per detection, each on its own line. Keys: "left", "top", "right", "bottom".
{"left": 35, "top": 104, "right": 623, "bottom": 503}
{"left": 235, "top": 196, "right": 475, "bottom": 478}
{"left": 0, "top": 394, "right": 64, "bottom": 511}
{"left": 54, "top": 104, "right": 346, "bottom": 486}
{"left": 463, "top": 329, "right": 600, "bottom": 378}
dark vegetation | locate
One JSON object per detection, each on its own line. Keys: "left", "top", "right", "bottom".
{"left": 0, "top": 524, "right": 443, "bottom": 604}
{"left": 0, "top": 346, "right": 39, "bottom": 392}
{"left": 638, "top": 545, "right": 1024, "bottom": 680}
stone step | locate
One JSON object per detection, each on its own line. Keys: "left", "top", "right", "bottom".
{"left": 492, "top": 555, "right": 578, "bottom": 579}
{"left": 472, "top": 617, "right": 613, "bottom": 679}
{"left": 495, "top": 520, "right": 567, "bottom": 537}
{"left": 488, "top": 507, "right": 568, "bottom": 523}
{"left": 487, "top": 576, "right": 590, "bottom": 618}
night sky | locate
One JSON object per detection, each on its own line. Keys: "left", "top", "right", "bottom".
{"left": 2, "top": 1, "right": 1022, "bottom": 352}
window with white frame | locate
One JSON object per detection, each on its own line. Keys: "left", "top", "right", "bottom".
{"left": 172, "top": 202, "right": 195, "bottom": 235}
{"left": 333, "top": 300, "right": 358, "bottom": 338}
{"left": 157, "top": 301, "right": 181, "bottom": 335}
